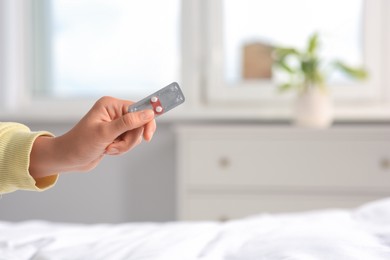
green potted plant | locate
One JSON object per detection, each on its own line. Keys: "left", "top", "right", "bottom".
{"left": 273, "top": 32, "right": 368, "bottom": 128}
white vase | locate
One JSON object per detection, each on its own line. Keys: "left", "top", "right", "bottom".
{"left": 293, "top": 88, "right": 333, "bottom": 128}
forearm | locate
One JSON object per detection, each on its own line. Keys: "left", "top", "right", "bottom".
{"left": 29, "top": 136, "right": 65, "bottom": 179}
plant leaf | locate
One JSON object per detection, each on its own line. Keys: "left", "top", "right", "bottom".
{"left": 301, "top": 57, "right": 320, "bottom": 83}
{"left": 307, "top": 32, "right": 319, "bottom": 55}
{"left": 333, "top": 61, "right": 368, "bottom": 80}
{"left": 274, "top": 47, "right": 300, "bottom": 61}
{"left": 278, "top": 83, "right": 293, "bottom": 92}
{"left": 276, "top": 60, "right": 294, "bottom": 74}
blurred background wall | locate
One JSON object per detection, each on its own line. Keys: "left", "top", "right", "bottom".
{"left": 0, "top": 122, "right": 176, "bottom": 223}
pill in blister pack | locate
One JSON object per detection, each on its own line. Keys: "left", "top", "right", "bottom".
{"left": 128, "top": 82, "right": 185, "bottom": 116}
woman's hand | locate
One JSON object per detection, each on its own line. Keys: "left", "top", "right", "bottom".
{"left": 29, "top": 96, "right": 156, "bottom": 179}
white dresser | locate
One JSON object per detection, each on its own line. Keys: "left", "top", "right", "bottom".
{"left": 176, "top": 125, "right": 390, "bottom": 221}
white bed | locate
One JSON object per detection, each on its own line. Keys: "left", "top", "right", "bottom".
{"left": 2, "top": 198, "right": 390, "bottom": 260}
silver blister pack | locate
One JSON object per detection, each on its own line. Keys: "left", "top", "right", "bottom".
{"left": 128, "top": 82, "right": 185, "bottom": 116}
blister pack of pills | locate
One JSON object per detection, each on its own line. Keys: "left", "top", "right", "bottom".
{"left": 128, "top": 82, "right": 185, "bottom": 116}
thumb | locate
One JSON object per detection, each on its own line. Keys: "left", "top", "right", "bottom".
{"left": 109, "top": 110, "right": 154, "bottom": 136}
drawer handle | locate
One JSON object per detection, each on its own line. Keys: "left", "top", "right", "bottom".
{"left": 219, "top": 157, "right": 231, "bottom": 169}
{"left": 218, "top": 215, "right": 230, "bottom": 222}
{"left": 381, "top": 158, "right": 390, "bottom": 170}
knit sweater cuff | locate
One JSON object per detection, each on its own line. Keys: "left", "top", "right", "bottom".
{"left": 0, "top": 123, "right": 58, "bottom": 194}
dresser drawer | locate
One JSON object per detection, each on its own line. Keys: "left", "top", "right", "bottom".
{"left": 181, "top": 193, "right": 387, "bottom": 221}
{"left": 180, "top": 127, "right": 390, "bottom": 190}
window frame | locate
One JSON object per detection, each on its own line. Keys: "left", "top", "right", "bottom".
{"left": 0, "top": 0, "right": 31, "bottom": 112}
{"left": 0, "top": 0, "right": 390, "bottom": 121}
{"left": 0, "top": 0, "right": 184, "bottom": 121}
{"left": 202, "top": 0, "right": 387, "bottom": 105}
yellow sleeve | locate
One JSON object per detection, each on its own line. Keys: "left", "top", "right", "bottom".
{"left": 0, "top": 122, "right": 58, "bottom": 194}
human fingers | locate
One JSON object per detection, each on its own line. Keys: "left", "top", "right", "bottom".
{"left": 105, "top": 127, "right": 144, "bottom": 155}
{"left": 108, "top": 109, "right": 154, "bottom": 138}
{"left": 143, "top": 119, "right": 156, "bottom": 142}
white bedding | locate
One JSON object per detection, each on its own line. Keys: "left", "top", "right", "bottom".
{"left": 2, "top": 198, "right": 390, "bottom": 260}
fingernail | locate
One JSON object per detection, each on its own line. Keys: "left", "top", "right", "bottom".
{"left": 145, "top": 131, "right": 153, "bottom": 142}
{"left": 141, "top": 110, "right": 154, "bottom": 121}
{"left": 106, "top": 148, "right": 119, "bottom": 155}
{"left": 149, "top": 130, "right": 155, "bottom": 141}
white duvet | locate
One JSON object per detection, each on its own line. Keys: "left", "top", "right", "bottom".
{"left": 1, "top": 198, "right": 390, "bottom": 260}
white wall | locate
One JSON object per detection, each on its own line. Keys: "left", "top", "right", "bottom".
{"left": 0, "top": 122, "right": 176, "bottom": 223}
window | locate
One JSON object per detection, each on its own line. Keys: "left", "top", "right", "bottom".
{"left": 1, "top": 0, "right": 389, "bottom": 118}
{"left": 35, "top": 0, "right": 181, "bottom": 99}
{"left": 223, "top": 0, "right": 364, "bottom": 85}
{"left": 203, "top": 0, "right": 385, "bottom": 104}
